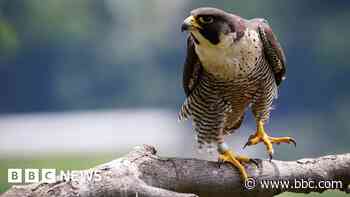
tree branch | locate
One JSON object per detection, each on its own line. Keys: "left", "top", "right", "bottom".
{"left": 2, "top": 145, "right": 350, "bottom": 197}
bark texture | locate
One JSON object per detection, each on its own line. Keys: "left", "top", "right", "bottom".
{"left": 2, "top": 145, "right": 350, "bottom": 197}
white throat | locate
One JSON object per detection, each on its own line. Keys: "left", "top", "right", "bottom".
{"left": 192, "top": 29, "right": 262, "bottom": 80}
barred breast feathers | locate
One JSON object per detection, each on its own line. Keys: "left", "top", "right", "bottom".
{"left": 179, "top": 72, "right": 233, "bottom": 145}
{"left": 179, "top": 56, "right": 279, "bottom": 145}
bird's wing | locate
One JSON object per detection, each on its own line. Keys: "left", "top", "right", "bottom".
{"left": 256, "top": 20, "right": 286, "bottom": 86}
{"left": 183, "top": 35, "right": 203, "bottom": 96}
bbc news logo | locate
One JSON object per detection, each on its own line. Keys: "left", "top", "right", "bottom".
{"left": 8, "top": 168, "right": 102, "bottom": 184}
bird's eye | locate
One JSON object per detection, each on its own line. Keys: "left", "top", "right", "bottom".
{"left": 199, "top": 16, "right": 214, "bottom": 24}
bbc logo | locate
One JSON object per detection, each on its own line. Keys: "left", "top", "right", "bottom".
{"left": 8, "top": 168, "right": 102, "bottom": 184}
{"left": 8, "top": 169, "right": 56, "bottom": 184}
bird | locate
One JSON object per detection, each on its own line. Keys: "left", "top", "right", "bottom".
{"left": 179, "top": 7, "right": 295, "bottom": 180}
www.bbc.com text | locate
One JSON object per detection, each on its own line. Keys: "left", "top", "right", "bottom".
{"left": 244, "top": 178, "right": 343, "bottom": 190}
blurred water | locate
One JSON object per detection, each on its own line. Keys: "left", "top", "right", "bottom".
{"left": 0, "top": 109, "right": 188, "bottom": 157}
{"left": 1, "top": 109, "right": 347, "bottom": 161}
{"left": 0, "top": 109, "right": 294, "bottom": 160}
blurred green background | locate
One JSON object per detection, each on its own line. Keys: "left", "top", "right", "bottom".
{"left": 0, "top": 0, "right": 349, "bottom": 196}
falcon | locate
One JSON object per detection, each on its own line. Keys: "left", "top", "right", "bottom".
{"left": 179, "top": 7, "right": 295, "bottom": 180}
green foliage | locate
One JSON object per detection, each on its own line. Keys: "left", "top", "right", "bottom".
{"left": 0, "top": 19, "right": 18, "bottom": 57}
{"left": 0, "top": 0, "right": 349, "bottom": 112}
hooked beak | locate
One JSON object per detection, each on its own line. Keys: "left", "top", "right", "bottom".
{"left": 181, "top": 15, "right": 202, "bottom": 32}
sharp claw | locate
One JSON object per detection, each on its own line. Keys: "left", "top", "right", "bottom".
{"left": 268, "top": 153, "right": 273, "bottom": 162}
{"left": 217, "top": 158, "right": 223, "bottom": 168}
{"left": 243, "top": 142, "right": 250, "bottom": 149}
{"left": 243, "top": 144, "right": 248, "bottom": 149}
{"left": 249, "top": 158, "right": 259, "bottom": 167}
{"left": 290, "top": 138, "right": 297, "bottom": 147}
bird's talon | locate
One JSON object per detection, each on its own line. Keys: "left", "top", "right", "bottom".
{"left": 290, "top": 138, "right": 297, "bottom": 147}
{"left": 245, "top": 121, "right": 295, "bottom": 159}
{"left": 217, "top": 158, "right": 224, "bottom": 168}
{"left": 268, "top": 154, "right": 273, "bottom": 162}
{"left": 243, "top": 142, "right": 250, "bottom": 149}
{"left": 249, "top": 158, "right": 259, "bottom": 167}
{"left": 218, "top": 150, "right": 251, "bottom": 180}
{"left": 217, "top": 161, "right": 222, "bottom": 168}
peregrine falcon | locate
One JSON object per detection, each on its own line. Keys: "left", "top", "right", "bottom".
{"left": 179, "top": 7, "right": 295, "bottom": 180}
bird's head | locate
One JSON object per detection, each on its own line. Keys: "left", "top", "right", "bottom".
{"left": 181, "top": 7, "right": 245, "bottom": 47}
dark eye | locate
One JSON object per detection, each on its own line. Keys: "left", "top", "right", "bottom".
{"left": 199, "top": 16, "right": 214, "bottom": 24}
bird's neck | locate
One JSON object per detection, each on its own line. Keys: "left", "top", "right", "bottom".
{"left": 195, "top": 29, "right": 263, "bottom": 80}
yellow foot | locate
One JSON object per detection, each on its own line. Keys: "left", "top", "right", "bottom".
{"left": 218, "top": 150, "right": 256, "bottom": 181}
{"left": 243, "top": 121, "right": 296, "bottom": 160}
